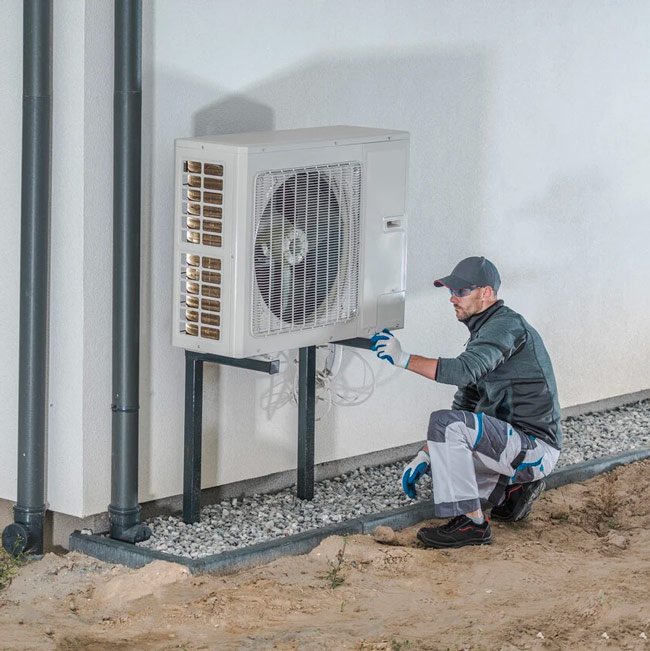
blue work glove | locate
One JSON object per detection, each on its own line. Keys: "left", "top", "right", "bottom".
{"left": 370, "top": 329, "right": 411, "bottom": 368}
{"left": 401, "top": 449, "right": 430, "bottom": 499}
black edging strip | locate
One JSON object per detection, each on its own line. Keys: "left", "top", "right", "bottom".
{"left": 543, "top": 446, "right": 650, "bottom": 490}
{"left": 69, "top": 446, "right": 650, "bottom": 575}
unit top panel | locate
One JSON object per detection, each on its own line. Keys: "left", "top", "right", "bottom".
{"left": 176, "top": 125, "right": 409, "bottom": 154}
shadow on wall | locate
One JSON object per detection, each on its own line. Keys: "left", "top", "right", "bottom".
{"left": 145, "top": 47, "right": 492, "bottom": 492}
{"left": 193, "top": 94, "right": 275, "bottom": 137}
{"left": 195, "top": 49, "right": 493, "bottom": 292}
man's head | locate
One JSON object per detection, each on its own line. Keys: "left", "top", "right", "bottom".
{"left": 434, "top": 256, "right": 500, "bottom": 321}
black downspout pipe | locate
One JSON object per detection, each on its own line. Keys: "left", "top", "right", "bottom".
{"left": 2, "top": 0, "right": 52, "bottom": 558}
{"left": 108, "top": 0, "right": 151, "bottom": 544}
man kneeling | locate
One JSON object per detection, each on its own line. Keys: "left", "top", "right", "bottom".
{"left": 372, "top": 256, "right": 562, "bottom": 548}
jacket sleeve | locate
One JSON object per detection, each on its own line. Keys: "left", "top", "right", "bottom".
{"left": 436, "top": 316, "right": 526, "bottom": 388}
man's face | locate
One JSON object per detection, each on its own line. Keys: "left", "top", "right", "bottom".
{"left": 449, "top": 287, "right": 490, "bottom": 321}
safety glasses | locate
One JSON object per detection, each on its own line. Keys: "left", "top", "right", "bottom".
{"left": 449, "top": 286, "right": 478, "bottom": 298}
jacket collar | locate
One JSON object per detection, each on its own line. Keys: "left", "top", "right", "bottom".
{"left": 462, "top": 299, "right": 504, "bottom": 335}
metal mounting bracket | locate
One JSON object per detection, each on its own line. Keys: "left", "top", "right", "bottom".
{"left": 182, "top": 339, "right": 372, "bottom": 523}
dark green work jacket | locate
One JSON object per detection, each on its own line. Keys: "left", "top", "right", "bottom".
{"left": 435, "top": 300, "right": 562, "bottom": 449}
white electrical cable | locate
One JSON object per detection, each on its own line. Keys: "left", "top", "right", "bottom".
{"left": 330, "top": 348, "right": 376, "bottom": 407}
{"left": 325, "top": 343, "right": 343, "bottom": 377}
{"left": 283, "top": 344, "right": 377, "bottom": 420}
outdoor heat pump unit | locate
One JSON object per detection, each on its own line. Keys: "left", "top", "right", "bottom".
{"left": 172, "top": 126, "right": 409, "bottom": 358}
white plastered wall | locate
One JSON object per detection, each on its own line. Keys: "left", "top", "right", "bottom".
{"left": 0, "top": 3, "right": 23, "bottom": 506}
{"left": 0, "top": 0, "right": 649, "bottom": 516}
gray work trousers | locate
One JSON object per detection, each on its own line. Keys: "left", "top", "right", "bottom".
{"left": 426, "top": 409, "right": 560, "bottom": 518}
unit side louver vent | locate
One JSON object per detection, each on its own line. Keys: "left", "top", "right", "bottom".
{"left": 178, "top": 159, "right": 225, "bottom": 342}
{"left": 251, "top": 162, "right": 361, "bottom": 337}
{"left": 181, "top": 160, "right": 224, "bottom": 248}
{"left": 180, "top": 254, "right": 222, "bottom": 340}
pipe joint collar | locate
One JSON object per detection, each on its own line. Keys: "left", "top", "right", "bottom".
{"left": 108, "top": 505, "right": 151, "bottom": 543}
{"left": 111, "top": 403, "right": 139, "bottom": 413}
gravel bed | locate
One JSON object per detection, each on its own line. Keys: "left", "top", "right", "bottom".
{"left": 137, "top": 399, "right": 650, "bottom": 559}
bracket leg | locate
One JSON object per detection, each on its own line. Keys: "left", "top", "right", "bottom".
{"left": 297, "top": 346, "right": 316, "bottom": 500}
{"left": 183, "top": 353, "right": 203, "bottom": 523}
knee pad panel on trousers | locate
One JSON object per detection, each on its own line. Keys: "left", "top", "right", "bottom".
{"left": 427, "top": 409, "right": 475, "bottom": 443}
{"left": 508, "top": 431, "right": 538, "bottom": 470}
{"left": 473, "top": 416, "right": 510, "bottom": 462}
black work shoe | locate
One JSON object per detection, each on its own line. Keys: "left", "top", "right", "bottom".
{"left": 490, "top": 479, "right": 546, "bottom": 522}
{"left": 417, "top": 515, "right": 492, "bottom": 549}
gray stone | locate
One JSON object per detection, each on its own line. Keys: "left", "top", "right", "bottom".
{"left": 135, "top": 399, "right": 650, "bottom": 559}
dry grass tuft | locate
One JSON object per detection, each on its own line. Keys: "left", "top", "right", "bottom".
{"left": 599, "top": 472, "right": 618, "bottom": 519}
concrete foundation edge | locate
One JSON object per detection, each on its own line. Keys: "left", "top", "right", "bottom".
{"left": 69, "top": 446, "right": 650, "bottom": 575}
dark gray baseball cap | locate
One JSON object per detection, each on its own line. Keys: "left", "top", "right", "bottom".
{"left": 434, "top": 256, "right": 501, "bottom": 291}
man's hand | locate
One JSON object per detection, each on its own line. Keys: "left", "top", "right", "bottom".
{"left": 371, "top": 329, "right": 411, "bottom": 368}
{"left": 401, "top": 449, "right": 430, "bottom": 498}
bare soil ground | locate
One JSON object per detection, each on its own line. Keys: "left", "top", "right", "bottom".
{"left": 2, "top": 460, "right": 650, "bottom": 651}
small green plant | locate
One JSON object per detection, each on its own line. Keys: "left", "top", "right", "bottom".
{"left": 324, "top": 539, "right": 347, "bottom": 589}
{"left": 391, "top": 641, "right": 412, "bottom": 650}
{"left": 0, "top": 542, "right": 25, "bottom": 590}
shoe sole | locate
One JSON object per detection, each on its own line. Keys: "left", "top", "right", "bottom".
{"left": 491, "top": 480, "right": 546, "bottom": 522}
{"left": 417, "top": 535, "right": 492, "bottom": 549}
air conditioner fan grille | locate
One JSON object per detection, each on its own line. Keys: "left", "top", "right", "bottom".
{"left": 251, "top": 162, "right": 361, "bottom": 336}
